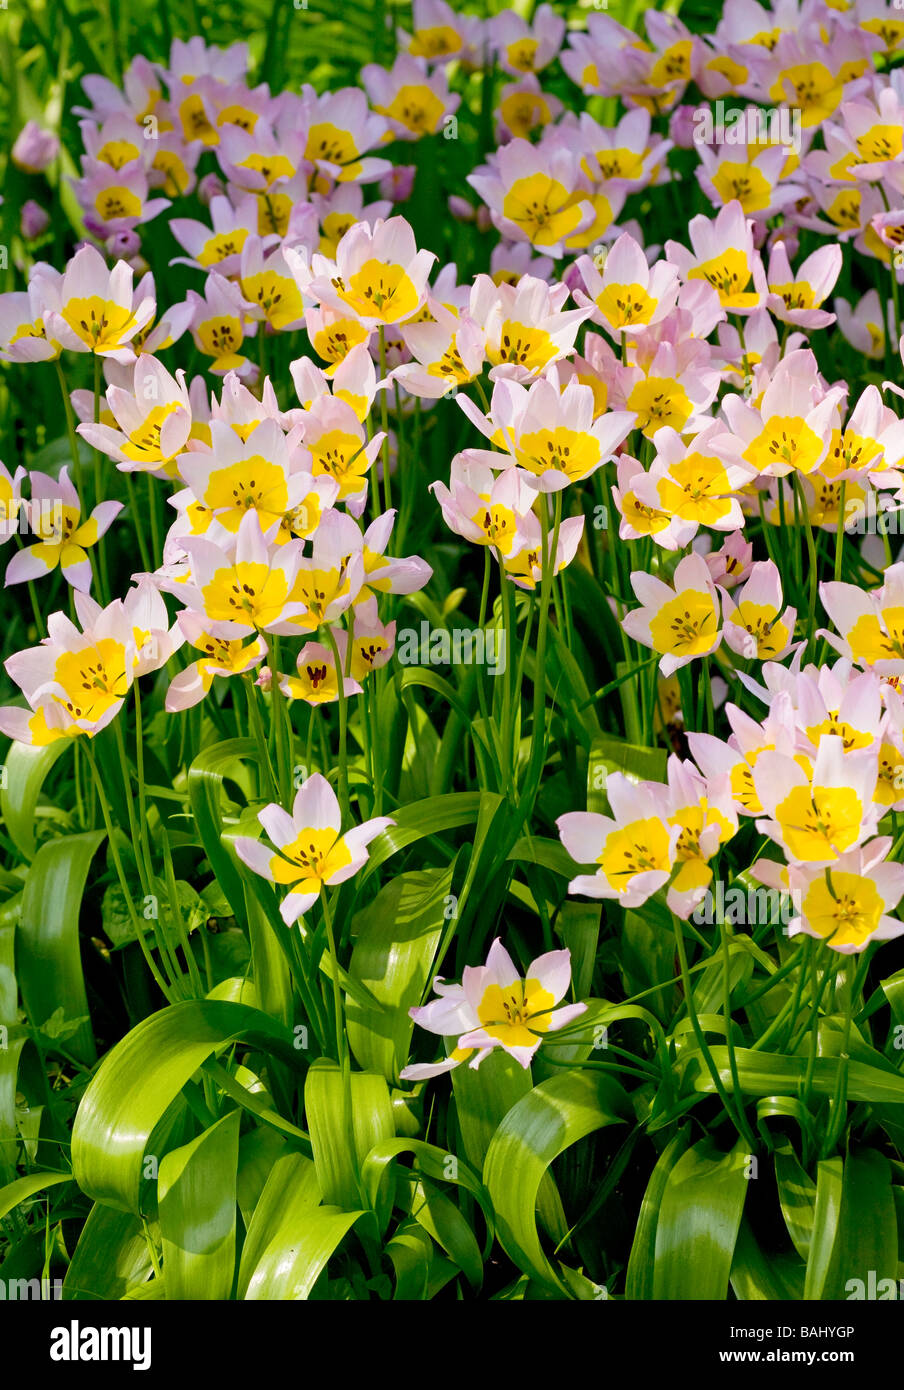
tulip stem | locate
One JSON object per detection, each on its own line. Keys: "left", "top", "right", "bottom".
{"left": 124, "top": 472, "right": 152, "bottom": 573}
{"left": 146, "top": 475, "right": 162, "bottom": 567}
{"left": 820, "top": 947, "right": 872, "bottom": 1158}
{"left": 92, "top": 354, "right": 111, "bottom": 606}
{"left": 793, "top": 474, "right": 818, "bottom": 656}
{"left": 84, "top": 741, "right": 174, "bottom": 1003}
{"left": 269, "top": 635, "right": 293, "bottom": 807}
{"left": 54, "top": 359, "right": 101, "bottom": 594}
{"left": 243, "top": 673, "right": 278, "bottom": 801}
{"left": 378, "top": 328, "right": 392, "bottom": 514}
{"left": 133, "top": 681, "right": 153, "bottom": 887}
{"left": 672, "top": 912, "right": 756, "bottom": 1150}
{"left": 324, "top": 625, "right": 350, "bottom": 820}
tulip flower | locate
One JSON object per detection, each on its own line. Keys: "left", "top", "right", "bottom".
{"left": 6, "top": 468, "right": 121, "bottom": 593}
{"left": 621, "top": 552, "right": 723, "bottom": 675}
{"left": 401, "top": 938, "right": 586, "bottom": 1078}
{"left": 362, "top": 55, "right": 460, "bottom": 141}
{"left": 558, "top": 775, "right": 679, "bottom": 906}
{"left": 721, "top": 560, "right": 798, "bottom": 661}
{"left": 665, "top": 200, "right": 764, "bottom": 314}
{"left": 305, "top": 216, "right": 436, "bottom": 329}
{"left": 45, "top": 245, "right": 156, "bottom": 359}
{"left": 575, "top": 233, "right": 681, "bottom": 338}
{"left": 787, "top": 842, "right": 904, "bottom": 953}
{"left": 753, "top": 734, "right": 880, "bottom": 867}
{"left": 234, "top": 772, "right": 394, "bottom": 924}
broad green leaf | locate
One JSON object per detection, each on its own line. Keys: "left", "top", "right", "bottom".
{"left": 774, "top": 1141, "right": 816, "bottom": 1262}
{"left": 406, "top": 1175, "right": 483, "bottom": 1289}
{"left": 72, "top": 1000, "right": 297, "bottom": 1212}
{"left": 243, "top": 881, "right": 292, "bottom": 1027}
{"left": 1, "top": 741, "right": 67, "bottom": 861}
{"left": 625, "top": 1127, "right": 692, "bottom": 1300}
{"left": 651, "top": 1138, "right": 748, "bottom": 1300}
{"left": 687, "top": 1046, "right": 904, "bottom": 1104}
{"left": 730, "top": 1218, "right": 804, "bottom": 1300}
{"left": 236, "top": 1126, "right": 288, "bottom": 1232}
{"left": 158, "top": 1110, "right": 241, "bottom": 1300}
{"left": 0, "top": 1169, "right": 71, "bottom": 1222}
{"left": 386, "top": 1221, "right": 435, "bottom": 1299}
{"left": 451, "top": 1046, "right": 534, "bottom": 1172}
{"left": 557, "top": 901, "right": 600, "bottom": 1001}
{"left": 244, "top": 1204, "right": 366, "bottom": 1300}
{"left": 803, "top": 1158, "right": 843, "bottom": 1301}
{"left": 188, "top": 739, "right": 256, "bottom": 929}
{"left": 305, "top": 1060, "right": 395, "bottom": 1214}
{"left": 362, "top": 792, "right": 482, "bottom": 878}
{"left": 62, "top": 1204, "right": 155, "bottom": 1302}
{"left": 506, "top": 836, "right": 577, "bottom": 879}
{"left": 823, "top": 1148, "right": 898, "bottom": 1300}
{"left": 237, "top": 1151, "right": 321, "bottom": 1298}
{"left": 483, "top": 1069, "right": 628, "bottom": 1296}
{"left": 360, "top": 1138, "right": 493, "bottom": 1242}
{"left": 346, "top": 867, "right": 451, "bottom": 1082}
{"left": 19, "top": 830, "right": 105, "bottom": 1065}
{"left": 589, "top": 735, "right": 667, "bottom": 799}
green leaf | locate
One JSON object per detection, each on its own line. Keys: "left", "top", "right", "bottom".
{"left": 346, "top": 867, "right": 451, "bottom": 1082}
{"left": 188, "top": 739, "right": 257, "bottom": 929}
{"left": 506, "top": 836, "right": 577, "bottom": 879}
{"left": 362, "top": 792, "right": 482, "bottom": 878}
{"left": 557, "top": 902, "right": 600, "bottom": 1001}
{"left": 803, "top": 1158, "right": 843, "bottom": 1301}
{"left": 730, "top": 1218, "right": 804, "bottom": 1300}
{"left": 774, "top": 1141, "right": 816, "bottom": 1262}
{"left": 19, "top": 830, "right": 105, "bottom": 1065}
{"left": 1, "top": 741, "right": 67, "bottom": 861}
{"left": 651, "top": 1138, "right": 749, "bottom": 1300}
{"left": 0, "top": 1169, "right": 71, "bottom": 1222}
{"left": 72, "top": 1000, "right": 297, "bottom": 1213}
{"left": 243, "top": 880, "right": 293, "bottom": 1027}
{"left": 360, "top": 1138, "right": 493, "bottom": 1240}
{"left": 687, "top": 1045, "right": 904, "bottom": 1104}
{"left": 158, "top": 1109, "right": 241, "bottom": 1300}
{"left": 823, "top": 1148, "right": 898, "bottom": 1300}
{"left": 244, "top": 1204, "right": 366, "bottom": 1300}
{"left": 406, "top": 1175, "right": 483, "bottom": 1289}
{"left": 237, "top": 1150, "right": 321, "bottom": 1298}
{"left": 305, "top": 1060, "right": 395, "bottom": 1214}
{"left": 483, "top": 1069, "right": 628, "bottom": 1296}
{"left": 63, "top": 1204, "right": 155, "bottom": 1302}
{"left": 589, "top": 735, "right": 667, "bottom": 805}
{"left": 625, "top": 1127, "right": 692, "bottom": 1300}
{"left": 451, "top": 1046, "right": 534, "bottom": 1172}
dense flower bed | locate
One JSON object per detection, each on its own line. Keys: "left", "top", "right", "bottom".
{"left": 1, "top": 0, "right": 904, "bottom": 1303}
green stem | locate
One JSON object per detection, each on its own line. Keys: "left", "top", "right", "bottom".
{"left": 244, "top": 672, "right": 278, "bottom": 800}
{"left": 672, "top": 912, "right": 755, "bottom": 1148}
{"left": 820, "top": 947, "right": 872, "bottom": 1157}
{"left": 113, "top": 715, "right": 148, "bottom": 896}
{"left": 125, "top": 472, "right": 152, "bottom": 573}
{"left": 324, "top": 625, "right": 350, "bottom": 820}
{"left": 378, "top": 327, "right": 392, "bottom": 514}
{"left": 793, "top": 474, "right": 818, "bottom": 656}
{"left": 84, "top": 740, "right": 174, "bottom": 1002}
